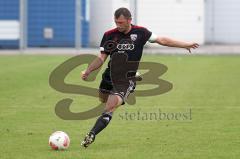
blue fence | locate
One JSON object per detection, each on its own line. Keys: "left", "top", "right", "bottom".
{"left": 0, "top": 0, "right": 19, "bottom": 48}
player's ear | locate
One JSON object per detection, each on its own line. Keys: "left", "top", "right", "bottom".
{"left": 127, "top": 18, "right": 132, "bottom": 24}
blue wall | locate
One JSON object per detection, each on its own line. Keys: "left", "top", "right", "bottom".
{"left": 0, "top": 0, "right": 89, "bottom": 48}
{"left": 0, "top": 0, "right": 19, "bottom": 48}
{"left": 28, "top": 0, "right": 75, "bottom": 47}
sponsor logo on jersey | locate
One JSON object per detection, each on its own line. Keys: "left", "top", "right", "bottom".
{"left": 117, "top": 44, "right": 135, "bottom": 50}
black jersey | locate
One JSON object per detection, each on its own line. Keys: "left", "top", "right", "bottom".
{"left": 100, "top": 25, "right": 152, "bottom": 84}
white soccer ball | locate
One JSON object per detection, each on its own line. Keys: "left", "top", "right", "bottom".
{"left": 49, "top": 131, "right": 70, "bottom": 150}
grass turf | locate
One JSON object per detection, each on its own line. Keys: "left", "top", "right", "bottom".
{"left": 0, "top": 54, "right": 240, "bottom": 159}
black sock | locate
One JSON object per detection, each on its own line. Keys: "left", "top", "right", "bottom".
{"left": 90, "top": 112, "right": 113, "bottom": 135}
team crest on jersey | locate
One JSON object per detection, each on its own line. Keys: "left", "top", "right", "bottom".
{"left": 130, "top": 34, "right": 137, "bottom": 41}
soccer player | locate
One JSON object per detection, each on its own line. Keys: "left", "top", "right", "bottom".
{"left": 81, "top": 7, "right": 199, "bottom": 148}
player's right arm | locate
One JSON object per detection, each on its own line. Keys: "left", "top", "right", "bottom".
{"left": 82, "top": 32, "right": 110, "bottom": 80}
{"left": 81, "top": 53, "right": 108, "bottom": 80}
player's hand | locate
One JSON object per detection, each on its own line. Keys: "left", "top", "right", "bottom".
{"left": 81, "top": 70, "right": 90, "bottom": 81}
{"left": 185, "top": 43, "right": 199, "bottom": 53}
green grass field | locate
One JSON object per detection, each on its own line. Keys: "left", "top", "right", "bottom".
{"left": 0, "top": 54, "right": 240, "bottom": 159}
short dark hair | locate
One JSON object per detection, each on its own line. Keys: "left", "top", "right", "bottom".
{"left": 114, "top": 7, "right": 132, "bottom": 19}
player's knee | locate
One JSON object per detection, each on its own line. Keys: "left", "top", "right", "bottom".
{"left": 105, "top": 96, "right": 122, "bottom": 112}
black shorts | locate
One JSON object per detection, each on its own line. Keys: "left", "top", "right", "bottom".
{"left": 99, "top": 79, "right": 135, "bottom": 105}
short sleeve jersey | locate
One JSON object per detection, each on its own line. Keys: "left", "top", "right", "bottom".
{"left": 100, "top": 25, "right": 152, "bottom": 82}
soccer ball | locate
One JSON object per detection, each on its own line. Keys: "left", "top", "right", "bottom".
{"left": 49, "top": 131, "right": 70, "bottom": 150}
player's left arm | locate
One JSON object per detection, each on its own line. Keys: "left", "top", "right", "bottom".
{"left": 149, "top": 34, "right": 199, "bottom": 53}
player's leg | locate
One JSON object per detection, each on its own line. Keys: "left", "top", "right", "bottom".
{"left": 90, "top": 94, "right": 122, "bottom": 134}
{"left": 89, "top": 79, "right": 123, "bottom": 135}
{"left": 81, "top": 94, "right": 123, "bottom": 148}
{"left": 81, "top": 80, "right": 135, "bottom": 148}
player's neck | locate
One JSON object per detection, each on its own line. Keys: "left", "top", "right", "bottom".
{"left": 123, "top": 24, "right": 132, "bottom": 34}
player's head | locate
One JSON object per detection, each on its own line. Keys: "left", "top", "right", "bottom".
{"left": 114, "top": 7, "right": 132, "bottom": 33}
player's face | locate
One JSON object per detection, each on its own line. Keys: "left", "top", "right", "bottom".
{"left": 115, "top": 15, "right": 132, "bottom": 33}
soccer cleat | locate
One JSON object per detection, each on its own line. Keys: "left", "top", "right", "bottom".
{"left": 81, "top": 132, "right": 95, "bottom": 148}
